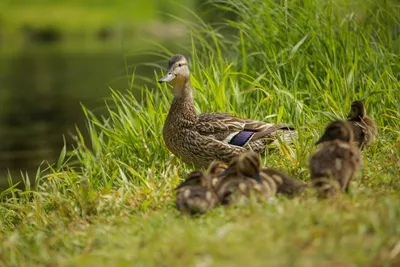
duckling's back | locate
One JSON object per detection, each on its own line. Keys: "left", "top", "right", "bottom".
{"left": 348, "top": 117, "right": 377, "bottom": 149}
{"left": 262, "top": 168, "right": 306, "bottom": 196}
{"left": 176, "top": 186, "right": 218, "bottom": 215}
{"left": 309, "top": 140, "right": 362, "bottom": 193}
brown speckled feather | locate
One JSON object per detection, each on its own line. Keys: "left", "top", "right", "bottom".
{"left": 196, "top": 112, "right": 292, "bottom": 140}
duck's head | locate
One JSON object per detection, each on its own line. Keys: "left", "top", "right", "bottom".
{"left": 208, "top": 161, "right": 229, "bottom": 176}
{"left": 348, "top": 100, "right": 366, "bottom": 120}
{"left": 315, "top": 120, "right": 354, "bottom": 145}
{"left": 158, "top": 54, "right": 190, "bottom": 88}
{"left": 175, "top": 170, "right": 209, "bottom": 190}
{"left": 237, "top": 151, "right": 263, "bottom": 184}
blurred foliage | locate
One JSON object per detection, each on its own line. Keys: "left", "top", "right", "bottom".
{"left": 1, "top": 0, "right": 197, "bottom": 28}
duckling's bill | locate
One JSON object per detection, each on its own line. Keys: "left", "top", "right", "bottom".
{"left": 254, "top": 172, "right": 263, "bottom": 184}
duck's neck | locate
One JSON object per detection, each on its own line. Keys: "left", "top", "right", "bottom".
{"left": 166, "top": 80, "right": 197, "bottom": 128}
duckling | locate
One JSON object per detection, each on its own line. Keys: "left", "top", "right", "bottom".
{"left": 175, "top": 170, "right": 218, "bottom": 215}
{"left": 208, "top": 160, "right": 229, "bottom": 176}
{"left": 159, "top": 54, "right": 296, "bottom": 168}
{"left": 207, "top": 160, "right": 229, "bottom": 189}
{"left": 261, "top": 168, "right": 307, "bottom": 197}
{"left": 215, "top": 151, "right": 272, "bottom": 205}
{"left": 347, "top": 100, "right": 378, "bottom": 150}
{"left": 233, "top": 152, "right": 305, "bottom": 198}
{"left": 309, "top": 120, "right": 362, "bottom": 197}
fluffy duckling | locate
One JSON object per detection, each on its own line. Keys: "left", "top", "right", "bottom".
{"left": 208, "top": 160, "right": 229, "bottom": 176}
{"left": 261, "top": 168, "right": 307, "bottom": 197}
{"left": 207, "top": 160, "right": 229, "bottom": 189}
{"left": 215, "top": 151, "right": 272, "bottom": 205}
{"left": 347, "top": 100, "right": 378, "bottom": 150}
{"left": 175, "top": 170, "right": 218, "bottom": 215}
{"left": 309, "top": 120, "right": 362, "bottom": 197}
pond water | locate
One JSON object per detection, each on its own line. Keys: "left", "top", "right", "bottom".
{"left": 0, "top": 41, "right": 177, "bottom": 190}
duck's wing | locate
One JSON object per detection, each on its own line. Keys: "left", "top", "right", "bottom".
{"left": 195, "top": 112, "right": 294, "bottom": 147}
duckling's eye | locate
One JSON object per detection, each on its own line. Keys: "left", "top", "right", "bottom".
{"left": 178, "top": 63, "right": 182, "bottom": 67}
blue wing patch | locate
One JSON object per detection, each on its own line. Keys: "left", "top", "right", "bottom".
{"left": 228, "top": 131, "right": 255, "bottom": 147}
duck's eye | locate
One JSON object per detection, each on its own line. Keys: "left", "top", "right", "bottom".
{"left": 178, "top": 63, "right": 182, "bottom": 67}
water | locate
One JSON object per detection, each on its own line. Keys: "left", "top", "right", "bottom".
{"left": 0, "top": 42, "right": 168, "bottom": 189}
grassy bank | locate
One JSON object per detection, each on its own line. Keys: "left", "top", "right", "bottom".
{"left": 1, "top": 0, "right": 400, "bottom": 266}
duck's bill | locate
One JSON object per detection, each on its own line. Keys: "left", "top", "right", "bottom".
{"left": 175, "top": 181, "right": 185, "bottom": 190}
{"left": 254, "top": 172, "right": 263, "bottom": 184}
{"left": 158, "top": 72, "right": 176, "bottom": 83}
{"left": 218, "top": 167, "right": 231, "bottom": 177}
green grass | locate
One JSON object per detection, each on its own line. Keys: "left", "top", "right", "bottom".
{"left": 1, "top": 0, "right": 400, "bottom": 266}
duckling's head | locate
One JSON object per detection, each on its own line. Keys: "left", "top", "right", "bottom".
{"left": 237, "top": 151, "right": 263, "bottom": 184}
{"left": 175, "top": 170, "right": 208, "bottom": 190}
{"left": 208, "top": 161, "right": 228, "bottom": 176}
{"left": 158, "top": 54, "right": 191, "bottom": 95}
{"left": 348, "top": 100, "right": 366, "bottom": 120}
{"left": 315, "top": 120, "right": 354, "bottom": 145}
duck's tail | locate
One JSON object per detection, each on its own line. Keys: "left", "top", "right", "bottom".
{"left": 270, "top": 127, "right": 298, "bottom": 146}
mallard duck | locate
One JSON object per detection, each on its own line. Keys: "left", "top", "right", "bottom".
{"left": 309, "top": 120, "right": 362, "bottom": 197}
{"left": 347, "top": 100, "right": 378, "bottom": 150}
{"left": 261, "top": 168, "right": 307, "bottom": 197}
{"left": 158, "top": 54, "right": 296, "bottom": 168}
{"left": 175, "top": 170, "right": 219, "bottom": 215}
{"left": 215, "top": 151, "right": 273, "bottom": 205}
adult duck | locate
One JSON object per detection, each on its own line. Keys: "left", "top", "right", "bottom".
{"left": 158, "top": 54, "right": 295, "bottom": 168}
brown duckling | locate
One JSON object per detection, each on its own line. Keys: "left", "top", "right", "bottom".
{"left": 347, "top": 100, "right": 378, "bottom": 150}
{"left": 261, "top": 168, "right": 307, "bottom": 197}
{"left": 233, "top": 152, "right": 306, "bottom": 198}
{"left": 207, "top": 160, "right": 229, "bottom": 189}
{"left": 309, "top": 120, "right": 362, "bottom": 197}
{"left": 215, "top": 151, "right": 272, "bottom": 205}
{"left": 175, "top": 170, "right": 219, "bottom": 215}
